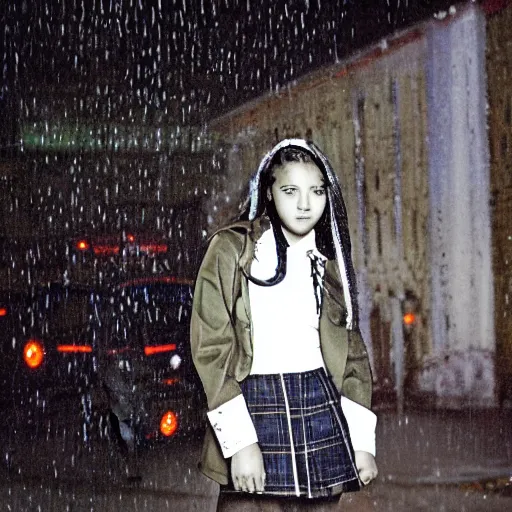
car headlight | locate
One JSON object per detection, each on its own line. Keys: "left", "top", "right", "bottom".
{"left": 170, "top": 354, "right": 182, "bottom": 370}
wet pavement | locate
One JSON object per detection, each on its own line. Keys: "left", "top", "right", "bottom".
{"left": 361, "top": 406, "right": 512, "bottom": 511}
{"left": 1, "top": 403, "right": 511, "bottom": 511}
{"left": 376, "top": 407, "right": 512, "bottom": 486}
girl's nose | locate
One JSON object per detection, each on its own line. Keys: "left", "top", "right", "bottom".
{"left": 298, "top": 193, "right": 310, "bottom": 211}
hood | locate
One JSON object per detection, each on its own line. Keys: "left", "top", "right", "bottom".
{"left": 246, "top": 139, "right": 338, "bottom": 220}
{"left": 242, "top": 138, "right": 359, "bottom": 330}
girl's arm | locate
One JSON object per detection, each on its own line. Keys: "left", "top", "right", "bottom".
{"left": 341, "top": 395, "right": 376, "bottom": 456}
{"left": 340, "top": 330, "right": 378, "bottom": 485}
{"left": 190, "top": 231, "right": 258, "bottom": 456}
{"left": 341, "top": 395, "right": 378, "bottom": 485}
{"left": 191, "top": 231, "right": 266, "bottom": 491}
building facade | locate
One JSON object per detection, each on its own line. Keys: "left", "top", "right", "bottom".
{"left": 206, "top": 2, "right": 510, "bottom": 409}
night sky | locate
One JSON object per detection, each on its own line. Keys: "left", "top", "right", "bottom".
{"left": 1, "top": 0, "right": 462, "bottom": 131}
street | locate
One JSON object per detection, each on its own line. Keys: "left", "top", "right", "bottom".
{"left": 1, "top": 397, "right": 511, "bottom": 511}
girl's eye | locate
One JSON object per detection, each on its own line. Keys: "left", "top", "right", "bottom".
{"left": 314, "top": 188, "right": 326, "bottom": 196}
{"left": 283, "top": 188, "right": 296, "bottom": 195}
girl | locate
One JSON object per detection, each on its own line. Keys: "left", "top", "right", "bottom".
{"left": 191, "top": 139, "right": 378, "bottom": 511}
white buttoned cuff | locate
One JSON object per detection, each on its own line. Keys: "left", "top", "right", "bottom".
{"left": 207, "top": 394, "right": 259, "bottom": 458}
{"left": 341, "top": 396, "right": 377, "bottom": 456}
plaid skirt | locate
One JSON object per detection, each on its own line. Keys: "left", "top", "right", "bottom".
{"left": 228, "top": 368, "right": 361, "bottom": 498}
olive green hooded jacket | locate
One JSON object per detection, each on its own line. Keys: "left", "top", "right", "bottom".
{"left": 190, "top": 217, "right": 372, "bottom": 485}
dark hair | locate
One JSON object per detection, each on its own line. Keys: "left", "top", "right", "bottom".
{"left": 240, "top": 146, "right": 336, "bottom": 287}
{"left": 269, "top": 147, "right": 315, "bottom": 175}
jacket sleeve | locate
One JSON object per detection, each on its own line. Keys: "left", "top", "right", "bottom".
{"left": 341, "top": 328, "right": 373, "bottom": 409}
{"left": 191, "top": 231, "right": 242, "bottom": 409}
{"left": 190, "top": 231, "right": 258, "bottom": 456}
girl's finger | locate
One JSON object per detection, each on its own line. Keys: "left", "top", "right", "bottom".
{"left": 256, "top": 472, "right": 266, "bottom": 492}
{"left": 246, "top": 476, "right": 256, "bottom": 493}
{"left": 360, "top": 470, "right": 376, "bottom": 486}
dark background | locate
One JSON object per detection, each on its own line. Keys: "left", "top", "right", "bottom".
{"left": 1, "top": 0, "right": 461, "bottom": 137}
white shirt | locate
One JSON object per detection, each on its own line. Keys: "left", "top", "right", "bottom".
{"left": 249, "top": 227, "right": 326, "bottom": 374}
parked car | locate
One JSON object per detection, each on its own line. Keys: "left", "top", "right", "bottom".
{"left": 97, "top": 276, "right": 206, "bottom": 449}
{"left": 0, "top": 276, "right": 206, "bottom": 447}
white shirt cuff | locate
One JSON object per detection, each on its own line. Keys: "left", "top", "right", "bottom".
{"left": 207, "top": 394, "right": 259, "bottom": 458}
{"left": 341, "top": 396, "right": 377, "bottom": 456}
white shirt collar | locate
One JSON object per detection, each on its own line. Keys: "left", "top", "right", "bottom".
{"left": 252, "top": 226, "right": 326, "bottom": 280}
{"left": 257, "top": 226, "right": 325, "bottom": 259}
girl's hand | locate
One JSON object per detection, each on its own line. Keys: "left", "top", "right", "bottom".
{"left": 231, "top": 443, "right": 266, "bottom": 493}
{"left": 355, "top": 450, "right": 378, "bottom": 486}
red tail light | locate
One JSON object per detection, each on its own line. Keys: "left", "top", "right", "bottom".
{"left": 139, "top": 243, "right": 168, "bottom": 254}
{"left": 57, "top": 344, "right": 93, "bottom": 353}
{"left": 93, "top": 245, "right": 120, "bottom": 256}
{"left": 24, "top": 340, "right": 45, "bottom": 369}
{"left": 0, "top": 307, "right": 7, "bottom": 317}
{"left": 144, "top": 344, "right": 176, "bottom": 356}
{"left": 160, "top": 410, "right": 178, "bottom": 437}
{"left": 162, "top": 377, "right": 180, "bottom": 386}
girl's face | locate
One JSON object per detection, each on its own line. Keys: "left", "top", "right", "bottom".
{"left": 269, "top": 161, "right": 327, "bottom": 245}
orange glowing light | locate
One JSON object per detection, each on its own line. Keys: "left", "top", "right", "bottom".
{"left": 24, "top": 340, "right": 45, "bottom": 369}
{"left": 162, "top": 377, "right": 180, "bottom": 386}
{"left": 160, "top": 411, "right": 178, "bottom": 437}
{"left": 0, "top": 307, "right": 7, "bottom": 317}
{"left": 144, "top": 344, "right": 176, "bottom": 356}
{"left": 76, "top": 240, "right": 90, "bottom": 251}
{"left": 126, "top": 234, "right": 135, "bottom": 243}
{"left": 403, "top": 313, "right": 416, "bottom": 326}
{"left": 57, "top": 344, "right": 93, "bottom": 353}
